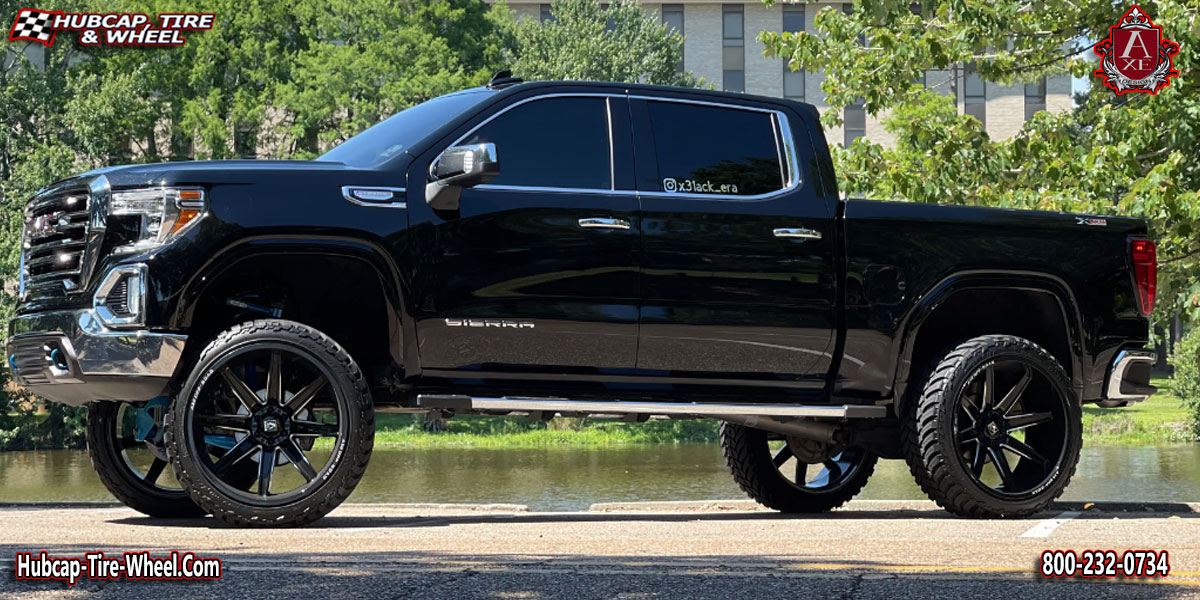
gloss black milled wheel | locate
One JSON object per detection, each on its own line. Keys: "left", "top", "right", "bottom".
{"left": 721, "top": 422, "right": 877, "bottom": 513}
{"left": 165, "top": 319, "right": 373, "bottom": 527}
{"left": 87, "top": 399, "right": 203, "bottom": 517}
{"left": 903, "top": 335, "right": 1081, "bottom": 518}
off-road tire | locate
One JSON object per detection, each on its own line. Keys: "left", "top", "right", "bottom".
{"left": 87, "top": 401, "right": 205, "bottom": 518}
{"left": 721, "top": 422, "right": 877, "bottom": 513}
{"left": 165, "top": 319, "right": 374, "bottom": 527}
{"left": 902, "top": 334, "right": 1081, "bottom": 518}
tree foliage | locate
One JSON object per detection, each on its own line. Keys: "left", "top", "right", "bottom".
{"left": 511, "top": 0, "right": 699, "bottom": 87}
{"left": 763, "top": 0, "right": 1200, "bottom": 325}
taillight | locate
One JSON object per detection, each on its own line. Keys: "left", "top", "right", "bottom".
{"left": 1130, "top": 239, "right": 1156, "bottom": 316}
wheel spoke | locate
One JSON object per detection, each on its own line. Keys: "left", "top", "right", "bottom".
{"left": 286, "top": 376, "right": 327, "bottom": 414}
{"left": 996, "top": 366, "right": 1031, "bottom": 415}
{"left": 197, "top": 413, "right": 251, "bottom": 433}
{"left": 257, "top": 447, "right": 277, "bottom": 496}
{"left": 988, "top": 447, "right": 1014, "bottom": 488}
{"left": 211, "top": 437, "right": 258, "bottom": 476}
{"left": 266, "top": 350, "right": 283, "bottom": 405}
{"left": 1007, "top": 411, "right": 1053, "bottom": 432}
{"left": 118, "top": 435, "right": 139, "bottom": 450}
{"left": 970, "top": 444, "right": 989, "bottom": 477}
{"left": 1001, "top": 435, "right": 1049, "bottom": 466}
{"left": 956, "top": 426, "right": 980, "bottom": 444}
{"left": 144, "top": 458, "right": 166, "bottom": 484}
{"left": 292, "top": 419, "right": 338, "bottom": 437}
{"left": 823, "top": 458, "right": 844, "bottom": 484}
{"left": 772, "top": 444, "right": 793, "bottom": 467}
{"left": 280, "top": 439, "right": 318, "bottom": 482}
{"left": 221, "top": 366, "right": 263, "bottom": 410}
{"left": 980, "top": 365, "right": 995, "bottom": 410}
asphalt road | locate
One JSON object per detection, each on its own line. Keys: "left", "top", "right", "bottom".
{"left": 2, "top": 499, "right": 1199, "bottom": 599}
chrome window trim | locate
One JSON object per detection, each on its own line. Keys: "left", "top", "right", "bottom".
{"left": 605, "top": 97, "right": 616, "bottom": 191}
{"left": 449, "top": 91, "right": 802, "bottom": 201}
{"left": 341, "top": 185, "right": 407, "bottom": 208}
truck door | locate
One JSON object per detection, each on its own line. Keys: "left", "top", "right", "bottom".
{"left": 630, "top": 96, "right": 836, "bottom": 385}
{"left": 409, "top": 94, "right": 641, "bottom": 373}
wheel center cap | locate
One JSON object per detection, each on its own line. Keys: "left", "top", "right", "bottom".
{"left": 251, "top": 405, "right": 291, "bottom": 445}
{"left": 263, "top": 417, "right": 280, "bottom": 433}
{"left": 984, "top": 420, "right": 1002, "bottom": 439}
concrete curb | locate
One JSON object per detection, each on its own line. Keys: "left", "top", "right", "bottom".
{"left": 587, "top": 499, "right": 1200, "bottom": 514}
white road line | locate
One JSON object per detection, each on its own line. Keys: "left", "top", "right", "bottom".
{"left": 1019, "top": 510, "right": 1080, "bottom": 538}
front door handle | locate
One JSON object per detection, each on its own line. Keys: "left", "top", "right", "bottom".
{"left": 773, "top": 227, "right": 822, "bottom": 240}
{"left": 579, "top": 217, "right": 631, "bottom": 230}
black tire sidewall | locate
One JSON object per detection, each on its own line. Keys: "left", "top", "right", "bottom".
{"left": 86, "top": 401, "right": 204, "bottom": 518}
{"left": 907, "top": 335, "right": 1082, "bottom": 517}
{"left": 166, "top": 320, "right": 374, "bottom": 527}
{"left": 721, "top": 422, "right": 877, "bottom": 513}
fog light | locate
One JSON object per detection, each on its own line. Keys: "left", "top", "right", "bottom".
{"left": 93, "top": 264, "right": 147, "bottom": 328}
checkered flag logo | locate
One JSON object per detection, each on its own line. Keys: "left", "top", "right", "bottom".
{"left": 9, "top": 9, "right": 59, "bottom": 46}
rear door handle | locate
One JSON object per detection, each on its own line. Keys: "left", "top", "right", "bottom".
{"left": 578, "top": 217, "right": 631, "bottom": 230}
{"left": 773, "top": 227, "right": 822, "bottom": 240}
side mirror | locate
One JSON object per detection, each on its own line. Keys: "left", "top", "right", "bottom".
{"left": 425, "top": 143, "right": 499, "bottom": 211}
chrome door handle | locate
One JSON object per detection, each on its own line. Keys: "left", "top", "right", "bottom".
{"left": 578, "top": 217, "right": 631, "bottom": 230}
{"left": 773, "top": 227, "right": 822, "bottom": 240}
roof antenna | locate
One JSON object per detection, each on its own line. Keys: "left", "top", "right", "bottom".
{"left": 487, "top": 69, "right": 524, "bottom": 90}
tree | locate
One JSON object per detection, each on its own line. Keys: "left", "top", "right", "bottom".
{"left": 760, "top": 0, "right": 1199, "bottom": 325}
{"left": 511, "top": 0, "right": 699, "bottom": 87}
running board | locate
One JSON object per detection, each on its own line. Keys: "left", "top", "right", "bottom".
{"left": 413, "top": 395, "right": 888, "bottom": 419}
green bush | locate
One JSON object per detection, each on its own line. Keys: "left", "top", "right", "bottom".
{"left": 1172, "top": 327, "right": 1200, "bottom": 439}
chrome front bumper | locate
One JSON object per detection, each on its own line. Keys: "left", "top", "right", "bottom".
{"left": 1101, "top": 348, "right": 1157, "bottom": 407}
{"left": 6, "top": 309, "right": 186, "bottom": 406}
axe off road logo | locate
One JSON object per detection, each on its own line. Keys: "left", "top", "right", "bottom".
{"left": 8, "top": 8, "right": 213, "bottom": 47}
{"left": 1093, "top": 5, "right": 1181, "bottom": 95}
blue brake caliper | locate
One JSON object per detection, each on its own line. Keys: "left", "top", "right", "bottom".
{"left": 136, "top": 396, "right": 237, "bottom": 450}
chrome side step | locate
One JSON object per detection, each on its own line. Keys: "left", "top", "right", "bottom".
{"left": 413, "top": 395, "right": 888, "bottom": 419}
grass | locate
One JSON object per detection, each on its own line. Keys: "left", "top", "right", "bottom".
{"left": 347, "top": 376, "right": 1193, "bottom": 448}
{"left": 1081, "top": 376, "right": 1192, "bottom": 444}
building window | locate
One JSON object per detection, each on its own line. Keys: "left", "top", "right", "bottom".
{"left": 964, "top": 63, "right": 986, "bottom": 127}
{"left": 1024, "top": 77, "right": 1046, "bottom": 121}
{"left": 539, "top": 3, "right": 553, "bottom": 22}
{"left": 782, "top": 5, "right": 804, "bottom": 101}
{"left": 910, "top": 3, "right": 926, "bottom": 88}
{"left": 844, "top": 99, "right": 865, "bottom": 147}
{"left": 662, "top": 4, "right": 684, "bottom": 74}
{"left": 722, "top": 4, "right": 744, "bottom": 92}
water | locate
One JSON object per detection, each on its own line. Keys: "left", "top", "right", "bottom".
{"left": 1, "top": 445, "right": 1197, "bottom": 511}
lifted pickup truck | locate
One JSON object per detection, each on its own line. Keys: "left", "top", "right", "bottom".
{"left": 7, "top": 74, "right": 1157, "bottom": 526}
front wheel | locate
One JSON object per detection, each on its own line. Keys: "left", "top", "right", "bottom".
{"left": 902, "top": 335, "right": 1081, "bottom": 518}
{"left": 721, "top": 422, "right": 877, "bottom": 513}
{"left": 165, "top": 319, "right": 374, "bottom": 527}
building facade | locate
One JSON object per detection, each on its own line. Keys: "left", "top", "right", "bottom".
{"left": 506, "top": 0, "right": 1073, "bottom": 146}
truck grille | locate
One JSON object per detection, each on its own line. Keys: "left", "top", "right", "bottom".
{"left": 21, "top": 187, "right": 91, "bottom": 301}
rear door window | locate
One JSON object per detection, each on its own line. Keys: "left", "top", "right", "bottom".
{"left": 640, "top": 101, "right": 785, "bottom": 196}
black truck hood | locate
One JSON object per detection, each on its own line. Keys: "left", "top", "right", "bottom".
{"left": 73, "top": 159, "right": 394, "bottom": 189}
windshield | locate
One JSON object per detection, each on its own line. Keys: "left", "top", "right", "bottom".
{"left": 318, "top": 88, "right": 494, "bottom": 168}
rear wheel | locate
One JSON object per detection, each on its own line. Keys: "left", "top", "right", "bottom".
{"left": 721, "top": 422, "right": 877, "bottom": 513}
{"left": 902, "top": 335, "right": 1081, "bottom": 518}
{"left": 165, "top": 319, "right": 374, "bottom": 527}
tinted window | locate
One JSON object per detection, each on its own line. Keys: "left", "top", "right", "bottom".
{"left": 462, "top": 97, "right": 611, "bottom": 190}
{"left": 644, "top": 101, "right": 784, "bottom": 196}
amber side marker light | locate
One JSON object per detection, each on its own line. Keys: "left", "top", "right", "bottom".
{"left": 173, "top": 189, "right": 205, "bottom": 234}
{"left": 1130, "top": 239, "right": 1156, "bottom": 316}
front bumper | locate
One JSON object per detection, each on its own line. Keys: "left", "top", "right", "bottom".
{"left": 6, "top": 309, "right": 186, "bottom": 406}
{"left": 1101, "top": 348, "right": 1157, "bottom": 407}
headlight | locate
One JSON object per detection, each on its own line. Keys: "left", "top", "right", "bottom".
{"left": 110, "top": 187, "right": 206, "bottom": 250}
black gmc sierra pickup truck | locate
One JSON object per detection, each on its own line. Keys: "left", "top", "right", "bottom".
{"left": 7, "top": 74, "right": 1158, "bottom": 526}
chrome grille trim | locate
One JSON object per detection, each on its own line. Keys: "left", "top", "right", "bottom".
{"left": 19, "top": 175, "right": 109, "bottom": 302}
